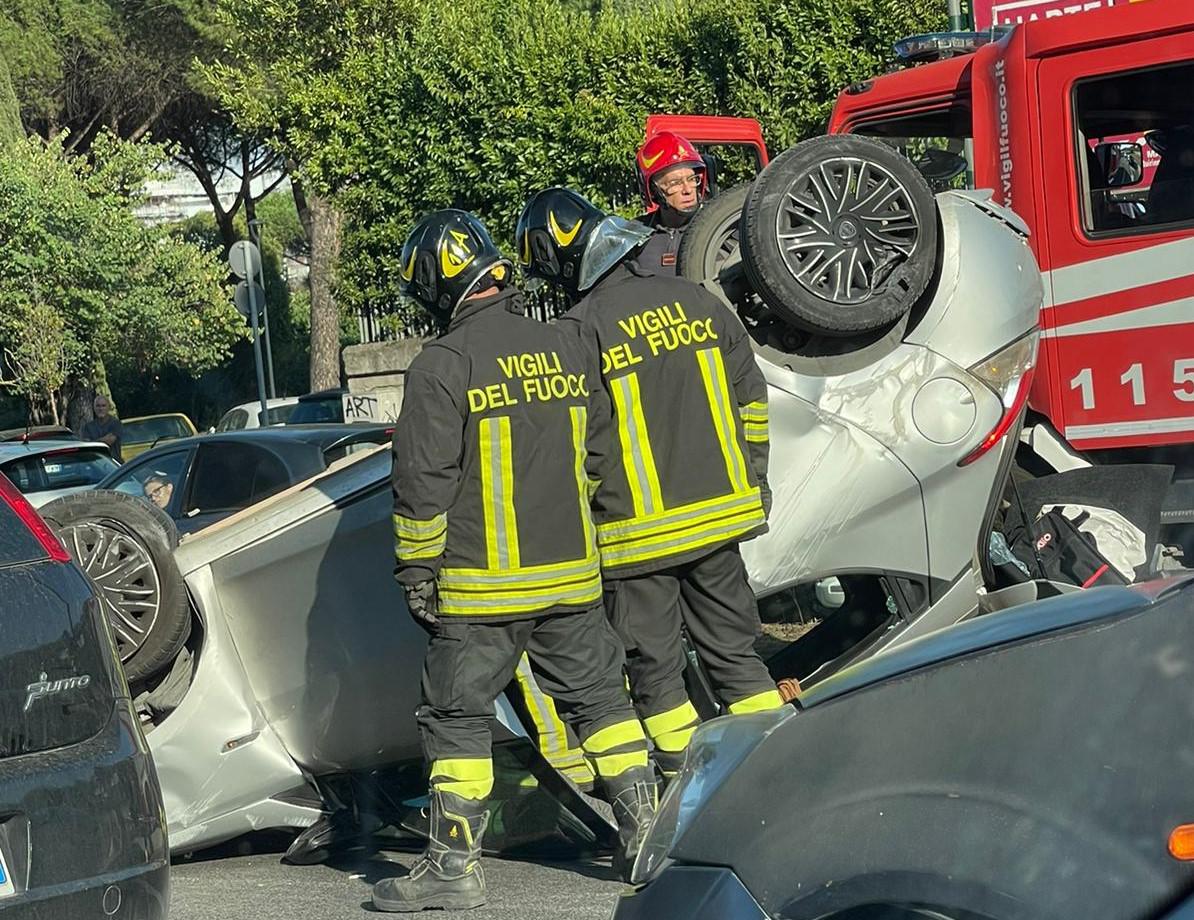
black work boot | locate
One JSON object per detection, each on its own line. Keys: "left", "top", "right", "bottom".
{"left": 603, "top": 765, "right": 658, "bottom": 882}
{"left": 372, "top": 791, "right": 489, "bottom": 912}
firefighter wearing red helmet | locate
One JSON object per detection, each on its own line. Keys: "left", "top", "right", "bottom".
{"left": 635, "top": 131, "right": 709, "bottom": 274}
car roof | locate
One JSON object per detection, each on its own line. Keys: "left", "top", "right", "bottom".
{"left": 0, "top": 440, "right": 112, "bottom": 461}
{"left": 226, "top": 397, "right": 299, "bottom": 412}
{"left": 124, "top": 413, "right": 193, "bottom": 423}
{"left": 298, "top": 388, "right": 347, "bottom": 401}
{"left": 108, "top": 423, "right": 390, "bottom": 458}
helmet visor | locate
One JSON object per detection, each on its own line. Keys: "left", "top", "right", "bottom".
{"left": 578, "top": 216, "right": 655, "bottom": 292}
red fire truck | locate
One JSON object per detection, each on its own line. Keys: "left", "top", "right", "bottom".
{"left": 829, "top": 1, "right": 1194, "bottom": 475}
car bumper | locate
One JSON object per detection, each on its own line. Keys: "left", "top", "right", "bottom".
{"left": 0, "top": 703, "right": 169, "bottom": 918}
{"left": 611, "top": 866, "right": 767, "bottom": 920}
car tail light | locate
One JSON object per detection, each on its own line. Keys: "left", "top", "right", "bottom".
{"left": 0, "top": 473, "right": 71, "bottom": 562}
{"left": 958, "top": 330, "right": 1039, "bottom": 467}
{"left": 1170, "top": 825, "right": 1194, "bottom": 861}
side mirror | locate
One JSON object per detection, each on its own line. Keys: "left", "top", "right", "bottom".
{"left": 1095, "top": 140, "right": 1144, "bottom": 188}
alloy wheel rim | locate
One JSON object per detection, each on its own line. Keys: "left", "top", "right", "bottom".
{"left": 65, "top": 520, "right": 161, "bottom": 661}
{"left": 774, "top": 156, "right": 920, "bottom": 305}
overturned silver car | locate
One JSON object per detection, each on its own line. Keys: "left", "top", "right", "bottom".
{"left": 47, "top": 135, "right": 1061, "bottom": 856}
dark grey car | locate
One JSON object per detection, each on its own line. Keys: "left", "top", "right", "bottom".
{"left": 620, "top": 576, "right": 1194, "bottom": 920}
{"left": 0, "top": 473, "right": 168, "bottom": 917}
{"left": 94, "top": 424, "right": 392, "bottom": 536}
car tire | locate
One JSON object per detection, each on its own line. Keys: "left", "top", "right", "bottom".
{"left": 677, "top": 183, "right": 750, "bottom": 285}
{"left": 40, "top": 490, "right": 190, "bottom": 684}
{"left": 741, "top": 134, "right": 938, "bottom": 337}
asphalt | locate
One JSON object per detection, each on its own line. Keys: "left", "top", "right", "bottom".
{"left": 170, "top": 839, "right": 624, "bottom": 920}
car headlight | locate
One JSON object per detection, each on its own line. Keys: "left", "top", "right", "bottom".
{"left": 631, "top": 707, "right": 794, "bottom": 885}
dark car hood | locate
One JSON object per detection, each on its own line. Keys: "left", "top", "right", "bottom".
{"left": 797, "top": 575, "right": 1194, "bottom": 710}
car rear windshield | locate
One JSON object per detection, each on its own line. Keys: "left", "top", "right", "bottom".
{"left": 262, "top": 404, "right": 297, "bottom": 426}
{"left": 289, "top": 398, "right": 343, "bottom": 424}
{"left": 124, "top": 416, "right": 189, "bottom": 443}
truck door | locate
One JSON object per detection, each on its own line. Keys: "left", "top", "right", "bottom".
{"left": 1036, "top": 39, "right": 1194, "bottom": 452}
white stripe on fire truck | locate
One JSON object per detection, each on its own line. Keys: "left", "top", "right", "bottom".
{"left": 1066, "top": 416, "right": 1194, "bottom": 441}
{"left": 1044, "top": 237, "right": 1194, "bottom": 308}
{"left": 1040, "top": 295, "right": 1194, "bottom": 339}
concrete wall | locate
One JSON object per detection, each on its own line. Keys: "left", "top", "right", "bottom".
{"left": 341, "top": 338, "right": 427, "bottom": 424}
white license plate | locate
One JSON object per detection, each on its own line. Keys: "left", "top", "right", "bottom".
{"left": 0, "top": 847, "right": 14, "bottom": 898}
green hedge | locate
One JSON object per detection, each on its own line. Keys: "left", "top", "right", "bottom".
{"left": 214, "top": 0, "right": 945, "bottom": 318}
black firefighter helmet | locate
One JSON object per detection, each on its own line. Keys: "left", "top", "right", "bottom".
{"left": 515, "top": 188, "right": 653, "bottom": 301}
{"left": 399, "top": 209, "right": 512, "bottom": 327}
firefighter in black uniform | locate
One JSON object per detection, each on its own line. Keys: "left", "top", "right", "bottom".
{"left": 515, "top": 189, "right": 785, "bottom": 779}
{"left": 634, "top": 131, "right": 709, "bottom": 274}
{"left": 374, "top": 210, "right": 655, "bottom": 912}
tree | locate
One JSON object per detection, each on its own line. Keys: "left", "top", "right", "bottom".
{"left": 0, "top": 47, "right": 19, "bottom": 146}
{"left": 0, "top": 1, "right": 286, "bottom": 250}
{"left": 210, "top": 0, "right": 945, "bottom": 332}
{"left": 0, "top": 132, "right": 244, "bottom": 426}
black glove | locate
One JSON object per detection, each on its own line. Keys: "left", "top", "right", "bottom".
{"left": 760, "top": 478, "right": 773, "bottom": 520}
{"left": 403, "top": 580, "right": 440, "bottom": 635}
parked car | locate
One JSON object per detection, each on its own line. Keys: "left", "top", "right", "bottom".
{"left": 214, "top": 396, "right": 300, "bottom": 431}
{"left": 0, "top": 440, "right": 118, "bottom": 508}
{"left": 619, "top": 575, "right": 1194, "bottom": 920}
{"left": 0, "top": 473, "right": 169, "bottom": 916}
{"left": 93, "top": 424, "right": 393, "bottom": 536}
{"left": 0, "top": 425, "right": 78, "bottom": 442}
{"left": 122, "top": 413, "right": 198, "bottom": 461}
{"left": 38, "top": 137, "right": 1115, "bottom": 860}
{"left": 287, "top": 388, "right": 347, "bottom": 424}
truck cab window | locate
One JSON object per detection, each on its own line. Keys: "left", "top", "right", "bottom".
{"left": 853, "top": 108, "right": 974, "bottom": 194}
{"left": 1075, "top": 61, "right": 1194, "bottom": 235}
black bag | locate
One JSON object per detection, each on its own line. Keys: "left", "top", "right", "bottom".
{"left": 1006, "top": 509, "right": 1127, "bottom": 589}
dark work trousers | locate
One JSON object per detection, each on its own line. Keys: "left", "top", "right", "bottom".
{"left": 417, "top": 604, "right": 641, "bottom": 766}
{"left": 604, "top": 543, "right": 777, "bottom": 719}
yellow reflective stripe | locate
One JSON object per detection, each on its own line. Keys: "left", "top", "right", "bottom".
{"left": 697, "top": 347, "right": 750, "bottom": 494}
{"left": 397, "top": 540, "right": 447, "bottom": 561}
{"left": 479, "top": 419, "right": 499, "bottom": 569}
{"left": 393, "top": 513, "right": 448, "bottom": 560}
{"left": 570, "top": 405, "right": 597, "bottom": 555}
{"left": 430, "top": 758, "right": 494, "bottom": 801}
{"left": 654, "top": 724, "right": 697, "bottom": 753}
{"left": 498, "top": 417, "right": 519, "bottom": 568}
{"left": 583, "top": 718, "right": 646, "bottom": 754}
{"left": 590, "top": 750, "right": 649, "bottom": 778}
{"left": 739, "top": 400, "right": 768, "bottom": 423}
{"left": 438, "top": 577, "right": 602, "bottom": 615}
{"left": 515, "top": 655, "right": 568, "bottom": 759}
{"left": 479, "top": 416, "right": 520, "bottom": 570}
{"left": 728, "top": 689, "right": 785, "bottom": 715}
{"left": 743, "top": 423, "right": 769, "bottom": 444}
{"left": 610, "top": 373, "right": 664, "bottom": 519}
{"left": 600, "top": 507, "right": 765, "bottom": 568}
{"left": 393, "top": 512, "right": 447, "bottom": 538}
{"left": 439, "top": 554, "right": 599, "bottom": 589}
{"left": 597, "top": 487, "right": 761, "bottom": 545}
{"left": 643, "top": 701, "right": 699, "bottom": 738}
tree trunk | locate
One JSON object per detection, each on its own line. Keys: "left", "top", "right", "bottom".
{"left": 302, "top": 190, "right": 343, "bottom": 392}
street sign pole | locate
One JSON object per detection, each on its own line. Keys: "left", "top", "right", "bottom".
{"left": 249, "top": 220, "right": 278, "bottom": 399}
{"left": 228, "top": 240, "right": 269, "bottom": 422}
{"left": 947, "top": 0, "right": 969, "bottom": 31}
{"left": 246, "top": 274, "right": 269, "bottom": 423}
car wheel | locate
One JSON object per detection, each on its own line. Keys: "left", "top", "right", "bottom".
{"left": 741, "top": 134, "right": 938, "bottom": 337}
{"left": 677, "top": 183, "right": 750, "bottom": 285}
{"left": 40, "top": 490, "right": 190, "bottom": 684}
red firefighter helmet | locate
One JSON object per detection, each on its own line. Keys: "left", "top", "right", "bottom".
{"left": 637, "top": 130, "right": 708, "bottom": 212}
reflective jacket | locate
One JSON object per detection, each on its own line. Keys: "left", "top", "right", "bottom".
{"left": 561, "top": 262, "right": 769, "bottom": 579}
{"left": 391, "top": 288, "right": 609, "bottom": 621}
